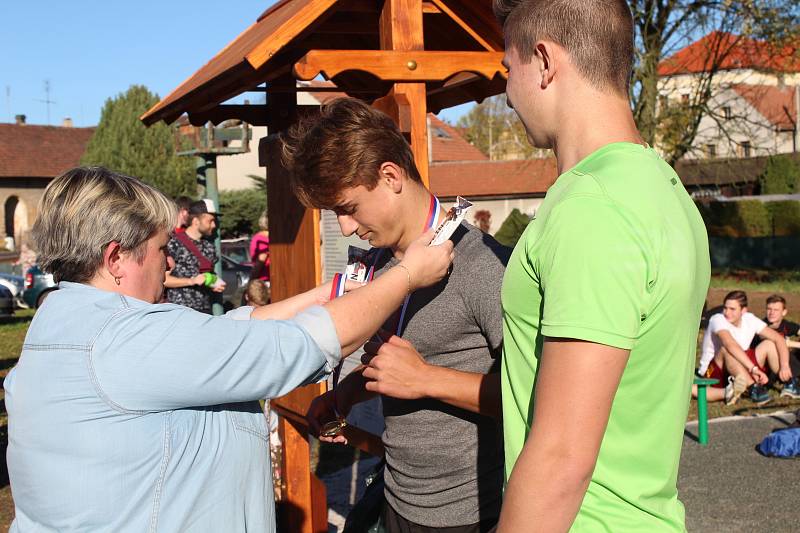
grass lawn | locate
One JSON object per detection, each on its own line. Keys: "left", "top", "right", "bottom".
{"left": 0, "top": 308, "right": 34, "bottom": 529}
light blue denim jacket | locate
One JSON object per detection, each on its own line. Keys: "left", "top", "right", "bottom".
{"left": 4, "top": 281, "right": 341, "bottom": 532}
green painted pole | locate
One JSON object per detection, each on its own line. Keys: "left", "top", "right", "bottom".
{"left": 697, "top": 384, "right": 709, "bottom": 446}
{"left": 196, "top": 154, "right": 224, "bottom": 316}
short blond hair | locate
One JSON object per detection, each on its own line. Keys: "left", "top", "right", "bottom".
{"left": 32, "top": 167, "right": 177, "bottom": 283}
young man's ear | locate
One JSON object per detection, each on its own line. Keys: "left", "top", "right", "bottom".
{"left": 535, "top": 41, "right": 557, "bottom": 89}
{"left": 379, "top": 162, "right": 404, "bottom": 193}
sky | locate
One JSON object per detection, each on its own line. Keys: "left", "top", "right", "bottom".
{"left": 1, "top": 1, "right": 472, "bottom": 128}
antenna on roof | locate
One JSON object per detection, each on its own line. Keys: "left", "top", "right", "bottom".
{"left": 35, "top": 80, "right": 57, "bottom": 125}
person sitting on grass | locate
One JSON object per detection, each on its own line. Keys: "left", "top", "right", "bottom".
{"left": 749, "top": 294, "right": 800, "bottom": 398}
{"left": 696, "top": 290, "right": 792, "bottom": 405}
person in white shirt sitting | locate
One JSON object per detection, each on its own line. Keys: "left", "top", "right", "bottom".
{"left": 696, "top": 290, "right": 791, "bottom": 405}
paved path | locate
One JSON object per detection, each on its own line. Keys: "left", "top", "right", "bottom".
{"left": 680, "top": 412, "right": 799, "bottom": 532}
{"left": 322, "top": 412, "right": 800, "bottom": 532}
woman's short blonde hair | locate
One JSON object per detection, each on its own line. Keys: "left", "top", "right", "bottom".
{"left": 32, "top": 167, "right": 177, "bottom": 283}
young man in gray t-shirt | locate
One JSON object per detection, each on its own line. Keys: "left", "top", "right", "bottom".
{"left": 281, "top": 98, "right": 508, "bottom": 532}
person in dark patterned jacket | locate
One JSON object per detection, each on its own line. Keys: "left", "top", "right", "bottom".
{"left": 164, "top": 199, "right": 225, "bottom": 313}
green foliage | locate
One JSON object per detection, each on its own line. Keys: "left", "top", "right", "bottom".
{"left": 455, "top": 96, "right": 545, "bottom": 160}
{"left": 697, "top": 200, "right": 800, "bottom": 237}
{"left": 759, "top": 155, "right": 800, "bottom": 195}
{"left": 494, "top": 208, "right": 532, "bottom": 247}
{"left": 766, "top": 201, "right": 800, "bottom": 236}
{"left": 218, "top": 189, "right": 267, "bottom": 238}
{"left": 80, "top": 85, "right": 195, "bottom": 198}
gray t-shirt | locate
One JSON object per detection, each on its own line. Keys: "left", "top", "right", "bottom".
{"left": 373, "top": 222, "right": 509, "bottom": 527}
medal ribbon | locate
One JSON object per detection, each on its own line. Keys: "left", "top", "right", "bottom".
{"left": 395, "top": 195, "right": 439, "bottom": 336}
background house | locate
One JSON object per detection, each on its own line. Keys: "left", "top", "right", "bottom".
{"left": 658, "top": 31, "right": 799, "bottom": 160}
{"left": 0, "top": 116, "right": 94, "bottom": 249}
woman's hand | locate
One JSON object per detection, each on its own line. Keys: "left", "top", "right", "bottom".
{"left": 399, "top": 228, "right": 454, "bottom": 291}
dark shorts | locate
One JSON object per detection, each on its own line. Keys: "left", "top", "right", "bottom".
{"left": 382, "top": 502, "right": 497, "bottom": 533}
{"left": 705, "top": 360, "right": 727, "bottom": 388}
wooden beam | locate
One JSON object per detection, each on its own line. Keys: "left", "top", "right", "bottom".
{"left": 422, "top": 1, "right": 442, "bottom": 14}
{"left": 263, "top": 80, "right": 327, "bottom": 533}
{"left": 376, "top": 0, "right": 429, "bottom": 186}
{"left": 430, "top": 0, "right": 494, "bottom": 51}
{"left": 294, "top": 50, "right": 505, "bottom": 82}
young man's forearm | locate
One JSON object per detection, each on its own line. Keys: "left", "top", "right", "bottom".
{"left": 424, "top": 367, "right": 501, "bottom": 419}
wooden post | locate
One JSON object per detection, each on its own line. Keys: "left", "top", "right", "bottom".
{"left": 262, "top": 81, "right": 328, "bottom": 533}
{"left": 376, "top": 0, "right": 430, "bottom": 186}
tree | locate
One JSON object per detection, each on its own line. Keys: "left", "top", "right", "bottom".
{"left": 494, "top": 209, "right": 533, "bottom": 247}
{"left": 630, "top": 0, "right": 800, "bottom": 164}
{"left": 218, "top": 188, "right": 267, "bottom": 238}
{"left": 759, "top": 155, "right": 800, "bottom": 194}
{"left": 456, "top": 96, "right": 550, "bottom": 160}
{"left": 81, "top": 85, "right": 195, "bottom": 197}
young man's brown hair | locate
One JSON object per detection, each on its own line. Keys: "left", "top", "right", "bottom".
{"left": 725, "top": 290, "right": 748, "bottom": 308}
{"left": 280, "top": 97, "right": 421, "bottom": 210}
{"left": 493, "top": 0, "right": 635, "bottom": 96}
{"left": 766, "top": 294, "right": 787, "bottom": 307}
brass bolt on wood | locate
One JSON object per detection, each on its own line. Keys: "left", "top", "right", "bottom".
{"left": 406, "top": 60, "right": 418, "bottom": 70}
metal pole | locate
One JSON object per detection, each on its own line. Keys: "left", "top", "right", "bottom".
{"left": 196, "top": 154, "right": 224, "bottom": 316}
{"left": 697, "top": 384, "right": 709, "bottom": 446}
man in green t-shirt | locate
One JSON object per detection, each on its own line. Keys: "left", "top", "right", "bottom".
{"left": 493, "top": 1, "right": 710, "bottom": 532}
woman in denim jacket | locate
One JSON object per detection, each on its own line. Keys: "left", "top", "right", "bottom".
{"left": 4, "top": 167, "right": 453, "bottom": 532}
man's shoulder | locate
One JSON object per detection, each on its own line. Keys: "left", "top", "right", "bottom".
{"left": 452, "top": 222, "right": 511, "bottom": 267}
{"left": 708, "top": 313, "right": 730, "bottom": 331}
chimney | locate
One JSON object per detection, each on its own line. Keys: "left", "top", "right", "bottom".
{"left": 14, "top": 114, "right": 26, "bottom": 125}
{"left": 62, "top": 117, "right": 73, "bottom": 127}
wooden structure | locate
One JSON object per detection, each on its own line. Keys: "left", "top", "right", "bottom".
{"left": 141, "top": 1, "right": 505, "bottom": 531}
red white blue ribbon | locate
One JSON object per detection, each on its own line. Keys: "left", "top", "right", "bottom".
{"left": 395, "top": 195, "right": 440, "bottom": 336}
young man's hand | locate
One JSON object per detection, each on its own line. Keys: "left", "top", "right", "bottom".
{"left": 306, "top": 390, "right": 350, "bottom": 445}
{"left": 778, "top": 365, "right": 792, "bottom": 383}
{"left": 751, "top": 366, "right": 769, "bottom": 385}
{"left": 362, "top": 335, "right": 429, "bottom": 400}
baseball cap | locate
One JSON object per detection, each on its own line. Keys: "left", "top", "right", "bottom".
{"left": 188, "top": 198, "right": 220, "bottom": 216}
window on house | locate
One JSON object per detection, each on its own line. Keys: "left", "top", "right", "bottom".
{"left": 722, "top": 106, "right": 732, "bottom": 120}
{"left": 433, "top": 127, "right": 451, "bottom": 139}
{"left": 740, "top": 141, "right": 752, "bottom": 158}
{"left": 705, "top": 144, "right": 717, "bottom": 158}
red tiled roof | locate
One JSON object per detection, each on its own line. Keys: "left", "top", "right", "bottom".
{"left": 658, "top": 31, "right": 800, "bottom": 76}
{"left": 304, "top": 81, "right": 488, "bottom": 163}
{"left": 430, "top": 158, "right": 557, "bottom": 199}
{"left": 0, "top": 123, "right": 95, "bottom": 178}
{"left": 428, "top": 115, "right": 487, "bottom": 162}
{"left": 731, "top": 84, "right": 797, "bottom": 130}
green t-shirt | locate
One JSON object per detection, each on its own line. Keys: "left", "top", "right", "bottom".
{"left": 501, "top": 142, "right": 710, "bottom": 532}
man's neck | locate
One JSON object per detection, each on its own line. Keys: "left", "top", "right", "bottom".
{"left": 185, "top": 226, "right": 203, "bottom": 241}
{"left": 551, "top": 89, "right": 643, "bottom": 175}
{"left": 392, "top": 185, "right": 445, "bottom": 260}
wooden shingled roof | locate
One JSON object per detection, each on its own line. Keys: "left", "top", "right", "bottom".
{"left": 141, "top": 0, "right": 506, "bottom": 127}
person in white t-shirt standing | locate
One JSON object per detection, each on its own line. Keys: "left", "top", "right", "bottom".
{"left": 696, "top": 290, "right": 792, "bottom": 405}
